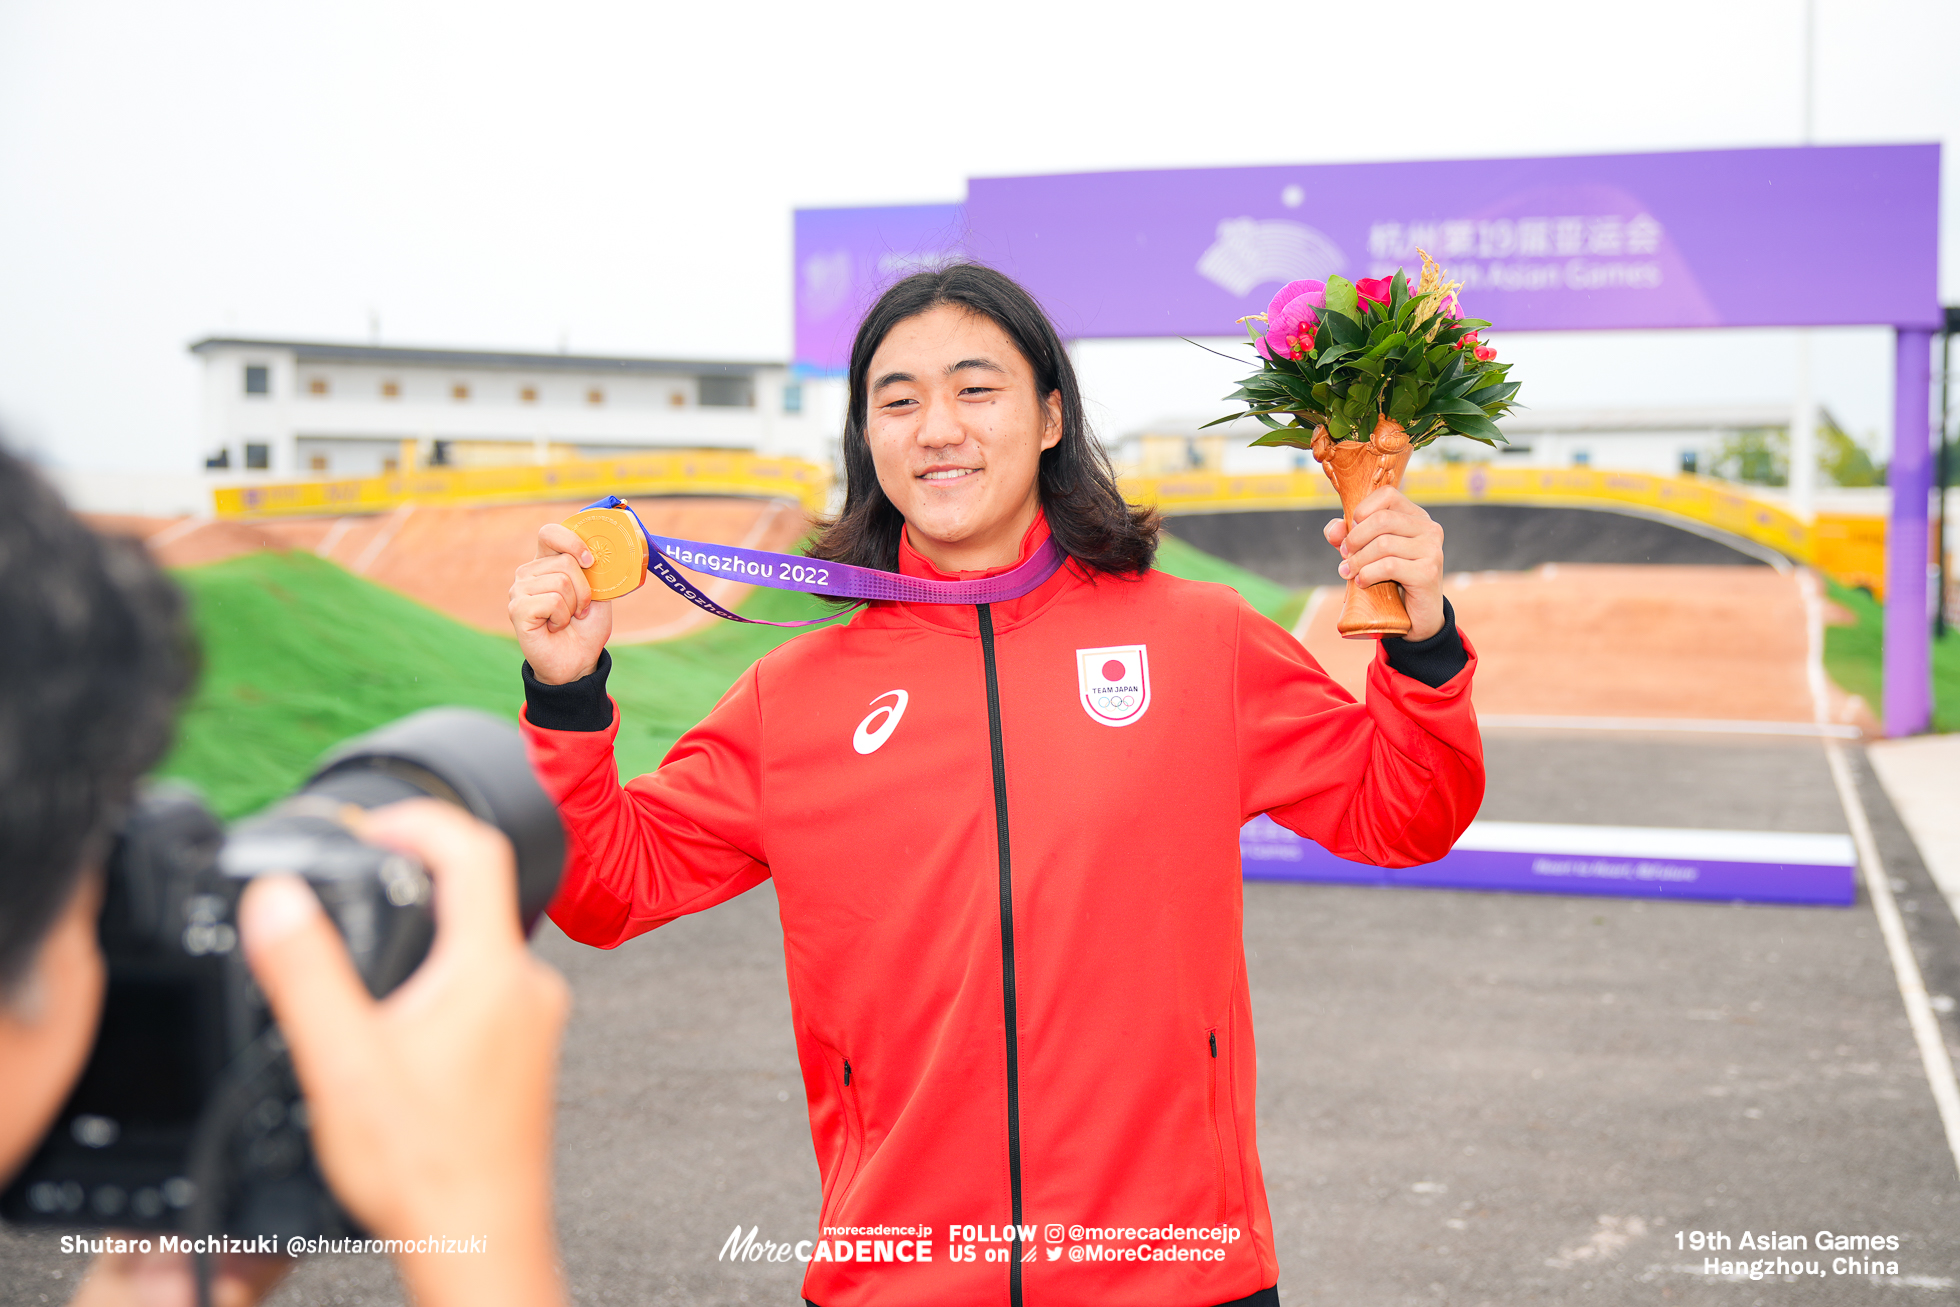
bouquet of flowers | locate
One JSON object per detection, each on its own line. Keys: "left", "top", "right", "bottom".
{"left": 1206, "top": 250, "right": 1521, "bottom": 638}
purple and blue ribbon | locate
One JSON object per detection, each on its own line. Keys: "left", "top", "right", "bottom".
{"left": 583, "top": 496, "right": 1068, "bottom": 628}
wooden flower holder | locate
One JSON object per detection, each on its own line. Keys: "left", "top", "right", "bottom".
{"left": 1311, "top": 417, "right": 1414, "bottom": 640}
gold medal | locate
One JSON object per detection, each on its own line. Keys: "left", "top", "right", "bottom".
{"left": 561, "top": 506, "right": 649, "bottom": 601}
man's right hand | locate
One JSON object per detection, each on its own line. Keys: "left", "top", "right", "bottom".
{"left": 238, "top": 801, "right": 571, "bottom": 1307}
{"left": 509, "top": 523, "right": 612, "bottom": 684}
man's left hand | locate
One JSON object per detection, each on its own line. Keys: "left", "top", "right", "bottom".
{"left": 1323, "top": 487, "right": 1447, "bottom": 641}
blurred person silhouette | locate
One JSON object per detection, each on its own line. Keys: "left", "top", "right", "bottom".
{"left": 0, "top": 444, "right": 571, "bottom": 1307}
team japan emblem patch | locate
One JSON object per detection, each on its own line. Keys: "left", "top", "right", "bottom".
{"left": 1076, "top": 644, "right": 1151, "bottom": 728}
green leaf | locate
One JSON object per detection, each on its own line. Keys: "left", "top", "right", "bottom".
{"left": 1250, "top": 426, "right": 1317, "bottom": 448}
{"left": 1388, "top": 379, "right": 1420, "bottom": 422}
{"left": 1365, "top": 330, "right": 1408, "bottom": 360}
{"left": 1323, "top": 312, "right": 1365, "bottom": 351}
{"left": 1464, "top": 380, "right": 1521, "bottom": 407}
{"left": 1323, "top": 275, "right": 1359, "bottom": 318}
{"left": 1445, "top": 412, "right": 1508, "bottom": 443}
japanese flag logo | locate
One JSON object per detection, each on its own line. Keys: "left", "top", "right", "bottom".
{"left": 1076, "top": 645, "right": 1150, "bottom": 727}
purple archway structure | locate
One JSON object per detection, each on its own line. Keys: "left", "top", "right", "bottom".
{"left": 796, "top": 144, "right": 1943, "bottom": 736}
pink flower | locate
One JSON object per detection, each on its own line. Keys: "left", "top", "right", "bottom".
{"left": 1262, "top": 279, "right": 1324, "bottom": 361}
{"left": 1355, "top": 276, "right": 1394, "bottom": 309}
{"left": 1474, "top": 345, "right": 1497, "bottom": 362}
{"left": 1455, "top": 329, "right": 1481, "bottom": 351}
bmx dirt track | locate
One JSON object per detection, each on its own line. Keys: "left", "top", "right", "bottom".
{"left": 1292, "top": 563, "right": 1874, "bottom": 733}
{"left": 91, "top": 496, "right": 815, "bottom": 644}
{"left": 97, "top": 497, "right": 1872, "bottom": 732}
{"left": 1168, "top": 502, "right": 1876, "bottom": 734}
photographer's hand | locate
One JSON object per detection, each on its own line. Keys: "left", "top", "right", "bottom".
{"left": 70, "top": 1245, "right": 287, "bottom": 1307}
{"left": 236, "top": 801, "right": 571, "bottom": 1307}
{"left": 510, "top": 523, "right": 612, "bottom": 685}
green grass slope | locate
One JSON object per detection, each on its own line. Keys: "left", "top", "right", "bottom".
{"left": 1823, "top": 578, "right": 1960, "bottom": 734}
{"left": 1152, "top": 533, "right": 1295, "bottom": 622}
{"left": 160, "top": 552, "right": 831, "bottom": 817}
{"left": 161, "top": 536, "right": 1302, "bottom": 817}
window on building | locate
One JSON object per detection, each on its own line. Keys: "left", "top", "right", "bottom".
{"left": 431, "top": 441, "right": 453, "bottom": 466}
{"left": 451, "top": 383, "right": 470, "bottom": 401}
{"left": 520, "top": 385, "right": 538, "bottom": 404}
{"left": 1680, "top": 449, "right": 1699, "bottom": 475}
{"left": 309, "top": 454, "right": 329, "bottom": 472}
{"left": 782, "top": 382, "right": 803, "bottom": 414}
{"left": 244, "top": 443, "right": 270, "bottom": 470}
{"left": 1500, "top": 442, "right": 1533, "bottom": 456}
{"left": 381, "top": 379, "right": 401, "bottom": 399}
{"left": 669, "top": 390, "right": 687, "bottom": 408}
{"left": 307, "top": 377, "right": 329, "bottom": 396}
{"left": 585, "top": 387, "right": 604, "bottom": 406}
{"left": 244, "top": 365, "right": 269, "bottom": 396}
{"left": 205, "top": 447, "right": 231, "bottom": 470}
{"left": 1571, "top": 449, "right": 1591, "bottom": 467}
{"left": 382, "top": 457, "right": 399, "bottom": 473}
{"left": 698, "top": 375, "right": 755, "bottom": 408}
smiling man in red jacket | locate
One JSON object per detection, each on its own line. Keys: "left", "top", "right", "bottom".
{"left": 509, "top": 264, "right": 1483, "bottom": 1307}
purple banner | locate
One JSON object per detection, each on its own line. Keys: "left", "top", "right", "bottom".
{"left": 793, "top": 203, "right": 966, "bottom": 372}
{"left": 1239, "top": 816, "right": 1856, "bottom": 907}
{"left": 962, "top": 145, "right": 1941, "bottom": 338}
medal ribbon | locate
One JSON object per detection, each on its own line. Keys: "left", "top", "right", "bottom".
{"left": 582, "top": 496, "right": 1069, "bottom": 628}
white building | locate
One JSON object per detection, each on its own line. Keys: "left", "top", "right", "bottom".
{"left": 189, "top": 338, "right": 836, "bottom": 478}
{"left": 1117, "top": 405, "right": 1847, "bottom": 482}
{"left": 1443, "top": 404, "right": 1844, "bottom": 478}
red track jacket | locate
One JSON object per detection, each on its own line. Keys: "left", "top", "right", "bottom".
{"left": 524, "top": 521, "right": 1483, "bottom": 1307}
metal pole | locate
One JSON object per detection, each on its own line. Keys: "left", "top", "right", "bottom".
{"left": 1791, "top": 0, "right": 1817, "bottom": 518}
{"left": 1793, "top": 331, "right": 1816, "bottom": 519}
{"left": 1802, "top": 0, "right": 1815, "bottom": 143}
{"left": 1939, "top": 308, "right": 1956, "bottom": 638}
{"left": 1886, "top": 328, "right": 1935, "bottom": 737}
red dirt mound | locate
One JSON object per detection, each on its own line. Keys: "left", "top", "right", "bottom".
{"left": 1296, "top": 564, "right": 1868, "bottom": 730}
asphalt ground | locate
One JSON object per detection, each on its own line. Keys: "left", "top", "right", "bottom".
{"left": 5, "top": 731, "right": 1958, "bottom": 1306}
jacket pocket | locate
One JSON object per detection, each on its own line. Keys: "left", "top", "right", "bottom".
{"left": 816, "top": 1044, "right": 866, "bottom": 1227}
{"left": 1205, "top": 1026, "right": 1247, "bottom": 1225}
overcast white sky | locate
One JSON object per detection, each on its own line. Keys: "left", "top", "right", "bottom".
{"left": 1, "top": 0, "right": 1954, "bottom": 474}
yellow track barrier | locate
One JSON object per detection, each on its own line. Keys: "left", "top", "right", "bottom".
{"left": 214, "top": 454, "right": 1885, "bottom": 597}
{"left": 213, "top": 451, "right": 832, "bottom": 521}
{"left": 1123, "top": 463, "right": 1889, "bottom": 597}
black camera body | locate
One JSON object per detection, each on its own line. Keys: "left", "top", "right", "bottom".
{"left": 0, "top": 708, "right": 564, "bottom": 1239}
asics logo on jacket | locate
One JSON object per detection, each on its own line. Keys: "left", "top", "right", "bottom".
{"left": 852, "top": 690, "right": 908, "bottom": 755}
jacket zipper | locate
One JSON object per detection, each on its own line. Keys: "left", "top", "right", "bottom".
{"left": 818, "top": 1050, "right": 866, "bottom": 1230}
{"left": 977, "top": 603, "right": 1025, "bottom": 1307}
{"left": 1207, "top": 1031, "right": 1228, "bottom": 1221}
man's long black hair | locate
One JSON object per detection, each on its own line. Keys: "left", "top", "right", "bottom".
{"left": 805, "top": 263, "right": 1159, "bottom": 578}
{"left": 0, "top": 446, "right": 194, "bottom": 992}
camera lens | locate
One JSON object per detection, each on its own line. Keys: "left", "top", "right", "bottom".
{"left": 304, "top": 707, "right": 566, "bottom": 929}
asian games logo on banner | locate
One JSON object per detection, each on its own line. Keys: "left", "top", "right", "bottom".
{"left": 1195, "top": 218, "right": 1346, "bottom": 296}
{"left": 1076, "top": 646, "right": 1150, "bottom": 728}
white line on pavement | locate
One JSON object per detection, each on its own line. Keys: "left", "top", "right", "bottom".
{"left": 1801, "top": 568, "right": 1960, "bottom": 1183}
{"left": 1478, "top": 713, "right": 1861, "bottom": 739}
{"left": 1290, "top": 586, "right": 1328, "bottom": 643}
{"left": 1455, "top": 821, "right": 1853, "bottom": 865}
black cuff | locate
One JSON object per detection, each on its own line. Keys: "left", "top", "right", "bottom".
{"left": 522, "top": 649, "right": 614, "bottom": 731}
{"left": 1382, "top": 597, "right": 1467, "bottom": 689}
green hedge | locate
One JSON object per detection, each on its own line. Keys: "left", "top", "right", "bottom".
{"left": 1823, "top": 578, "right": 1960, "bottom": 734}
